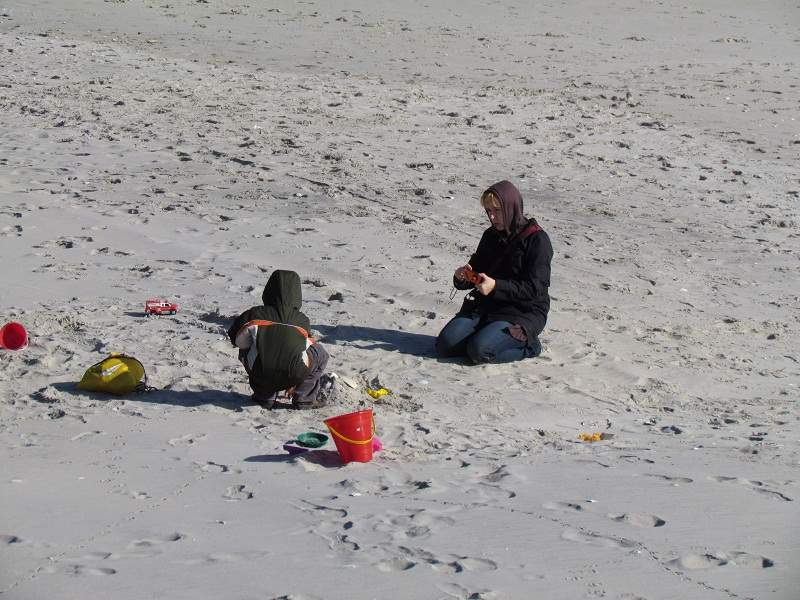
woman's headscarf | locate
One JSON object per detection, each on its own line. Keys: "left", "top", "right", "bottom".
{"left": 483, "top": 180, "right": 529, "bottom": 237}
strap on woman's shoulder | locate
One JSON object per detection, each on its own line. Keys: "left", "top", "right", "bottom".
{"left": 516, "top": 221, "right": 543, "bottom": 241}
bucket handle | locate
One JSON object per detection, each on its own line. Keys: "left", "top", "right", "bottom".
{"left": 327, "top": 415, "right": 376, "bottom": 446}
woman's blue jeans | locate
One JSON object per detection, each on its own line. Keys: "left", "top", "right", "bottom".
{"left": 435, "top": 314, "right": 542, "bottom": 364}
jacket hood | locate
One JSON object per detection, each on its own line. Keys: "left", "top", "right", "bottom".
{"left": 485, "top": 180, "right": 529, "bottom": 237}
{"left": 262, "top": 270, "right": 302, "bottom": 319}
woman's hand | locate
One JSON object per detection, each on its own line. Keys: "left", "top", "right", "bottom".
{"left": 454, "top": 264, "right": 472, "bottom": 281}
{"left": 507, "top": 324, "right": 527, "bottom": 342}
{"left": 476, "top": 274, "right": 495, "bottom": 295}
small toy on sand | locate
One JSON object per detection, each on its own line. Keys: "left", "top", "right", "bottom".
{"left": 296, "top": 432, "right": 329, "bottom": 448}
{"left": 145, "top": 299, "right": 178, "bottom": 315}
{"left": 0, "top": 322, "right": 27, "bottom": 351}
{"left": 579, "top": 432, "right": 613, "bottom": 442}
{"left": 283, "top": 432, "right": 329, "bottom": 455}
{"left": 366, "top": 387, "right": 390, "bottom": 399}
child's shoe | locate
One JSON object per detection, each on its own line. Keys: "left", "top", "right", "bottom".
{"left": 253, "top": 391, "right": 277, "bottom": 410}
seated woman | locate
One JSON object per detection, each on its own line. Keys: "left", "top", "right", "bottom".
{"left": 436, "top": 180, "right": 553, "bottom": 364}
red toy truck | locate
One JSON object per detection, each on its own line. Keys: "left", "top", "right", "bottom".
{"left": 145, "top": 299, "right": 178, "bottom": 315}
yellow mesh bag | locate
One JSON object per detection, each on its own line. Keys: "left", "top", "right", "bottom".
{"left": 78, "top": 353, "right": 148, "bottom": 396}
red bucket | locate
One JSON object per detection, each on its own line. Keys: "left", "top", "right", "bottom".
{"left": 324, "top": 409, "right": 375, "bottom": 464}
{"left": 0, "top": 322, "right": 27, "bottom": 351}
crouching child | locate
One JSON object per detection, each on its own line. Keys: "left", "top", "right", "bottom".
{"left": 228, "top": 270, "right": 335, "bottom": 409}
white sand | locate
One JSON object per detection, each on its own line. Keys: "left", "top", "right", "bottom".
{"left": 1, "top": 1, "right": 798, "bottom": 598}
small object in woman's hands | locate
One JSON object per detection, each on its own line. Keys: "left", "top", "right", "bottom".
{"left": 463, "top": 266, "right": 483, "bottom": 285}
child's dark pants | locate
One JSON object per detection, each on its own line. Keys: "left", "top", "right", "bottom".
{"left": 249, "top": 343, "right": 329, "bottom": 408}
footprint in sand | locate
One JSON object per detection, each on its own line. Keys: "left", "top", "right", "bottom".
{"left": 53, "top": 551, "right": 126, "bottom": 573}
{"left": 643, "top": 473, "right": 693, "bottom": 485}
{"left": 436, "top": 582, "right": 498, "bottom": 600}
{"left": 449, "top": 556, "right": 499, "bottom": 573}
{"left": 379, "top": 546, "right": 498, "bottom": 575}
{"left": 471, "top": 480, "right": 517, "bottom": 501}
{"left": 383, "top": 509, "right": 457, "bottom": 540}
{"left": 608, "top": 512, "right": 666, "bottom": 527}
{"left": 128, "top": 532, "right": 185, "bottom": 548}
{"left": 0, "top": 224, "right": 23, "bottom": 237}
{"left": 545, "top": 502, "right": 666, "bottom": 527}
{"left": 306, "top": 512, "right": 360, "bottom": 554}
{"left": 380, "top": 475, "right": 448, "bottom": 496}
{"left": 195, "top": 461, "right": 240, "bottom": 474}
{"left": 64, "top": 552, "right": 112, "bottom": 561}
{"left": 295, "top": 500, "right": 348, "bottom": 518}
{"left": 223, "top": 484, "right": 254, "bottom": 501}
{"left": 0, "top": 534, "right": 22, "bottom": 545}
{"left": 376, "top": 557, "right": 417, "bottom": 572}
{"left": 543, "top": 501, "right": 586, "bottom": 513}
{"left": 115, "top": 489, "right": 150, "bottom": 500}
{"left": 364, "top": 508, "right": 458, "bottom": 552}
{"left": 708, "top": 475, "right": 793, "bottom": 502}
{"left": 454, "top": 464, "right": 518, "bottom": 501}
{"left": 168, "top": 433, "right": 207, "bottom": 446}
{"left": 561, "top": 528, "right": 638, "bottom": 550}
{"left": 429, "top": 559, "right": 465, "bottom": 575}
{"left": 569, "top": 345, "right": 607, "bottom": 362}
{"left": 668, "top": 551, "right": 774, "bottom": 570}
{"left": 63, "top": 565, "right": 117, "bottom": 576}
{"left": 174, "top": 550, "right": 271, "bottom": 565}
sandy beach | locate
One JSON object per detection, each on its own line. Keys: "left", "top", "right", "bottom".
{"left": 1, "top": 1, "right": 799, "bottom": 598}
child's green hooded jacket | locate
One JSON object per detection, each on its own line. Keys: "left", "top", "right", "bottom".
{"left": 228, "top": 270, "right": 312, "bottom": 394}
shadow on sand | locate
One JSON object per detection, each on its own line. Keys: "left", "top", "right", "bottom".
{"left": 243, "top": 449, "right": 343, "bottom": 468}
{"left": 315, "top": 324, "right": 436, "bottom": 357}
{"left": 49, "top": 381, "right": 281, "bottom": 411}
{"left": 47, "top": 383, "right": 347, "bottom": 467}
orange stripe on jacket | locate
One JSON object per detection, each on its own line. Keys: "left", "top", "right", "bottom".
{"left": 235, "top": 319, "right": 315, "bottom": 371}
{"left": 238, "top": 319, "right": 313, "bottom": 341}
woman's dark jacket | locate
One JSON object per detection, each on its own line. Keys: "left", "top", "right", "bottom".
{"left": 455, "top": 220, "right": 553, "bottom": 340}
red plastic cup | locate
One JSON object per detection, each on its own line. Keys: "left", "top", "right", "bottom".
{"left": 0, "top": 322, "right": 27, "bottom": 351}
